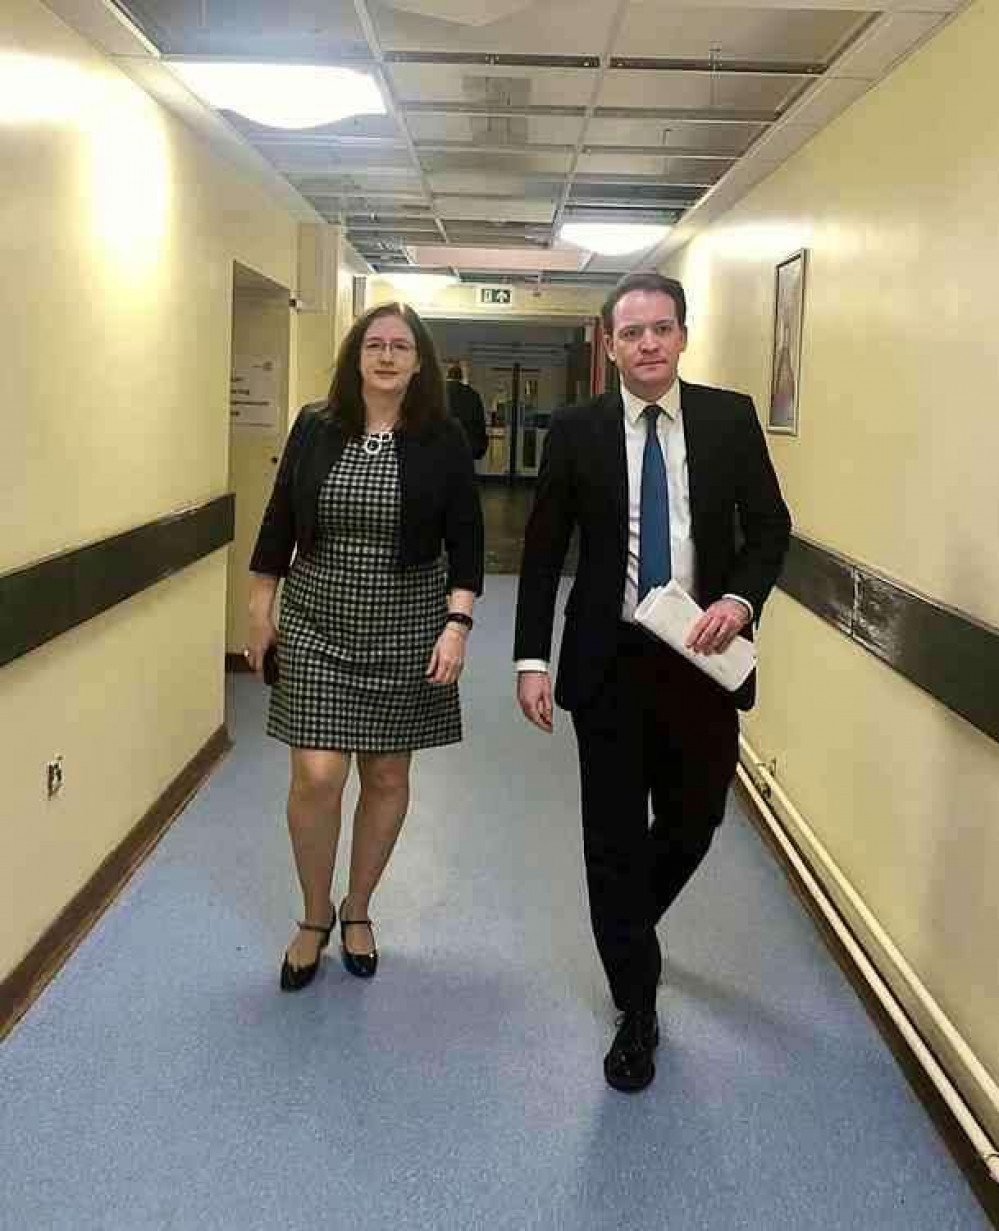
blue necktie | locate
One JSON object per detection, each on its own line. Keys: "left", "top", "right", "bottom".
{"left": 638, "top": 405, "right": 671, "bottom": 601}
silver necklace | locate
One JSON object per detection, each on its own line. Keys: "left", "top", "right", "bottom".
{"left": 361, "top": 429, "right": 394, "bottom": 457}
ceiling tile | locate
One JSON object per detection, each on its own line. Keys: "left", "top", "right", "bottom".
{"left": 405, "top": 242, "right": 590, "bottom": 272}
{"left": 780, "top": 73, "right": 873, "bottom": 128}
{"left": 389, "top": 63, "right": 596, "bottom": 108}
{"left": 583, "top": 116, "right": 763, "bottom": 151}
{"left": 422, "top": 150, "right": 571, "bottom": 176}
{"left": 370, "top": 0, "right": 618, "bottom": 55}
{"left": 597, "top": 70, "right": 797, "bottom": 114}
{"left": 827, "top": 12, "right": 950, "bottom": 79}
{"left": 118, "top": 0, "right": 370, "bottom": 57}
{"left": 435, "top": 197, "right": 556, "bottom": 222}
{"left": 614, "top": 5, "right": 867, "bottom": 62}
{"left": 379, "top": 0, "right": 535, "bottom": 25}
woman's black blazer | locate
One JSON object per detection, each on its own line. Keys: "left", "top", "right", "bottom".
{"left": 250, "top": 403, "right": 484, "bottom": 595}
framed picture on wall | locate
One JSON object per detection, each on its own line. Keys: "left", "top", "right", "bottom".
{"left": 768, "top": 249, "right": 807, "bottom": 435}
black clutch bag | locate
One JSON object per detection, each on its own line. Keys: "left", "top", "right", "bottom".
{"left": 263, "top": 644, "right": 280, "bottom": 687}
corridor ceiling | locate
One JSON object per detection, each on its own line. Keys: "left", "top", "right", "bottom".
{"left": 98, "top": 0, "right": 965, "bottom": 285}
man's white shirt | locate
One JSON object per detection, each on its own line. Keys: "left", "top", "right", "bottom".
{"left": 516, "top": 380, "right": 752, "bottom": 675}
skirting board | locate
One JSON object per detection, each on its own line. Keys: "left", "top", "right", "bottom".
{"left": 0, "top": 726, "right": 231, "bottom": 1042}
{"left": 736, "top": 745, "right": 999, "bottom": 1223}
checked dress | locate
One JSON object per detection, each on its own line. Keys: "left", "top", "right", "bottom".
{"left": 267, "top": 432, "right": 461, "bottom": 753}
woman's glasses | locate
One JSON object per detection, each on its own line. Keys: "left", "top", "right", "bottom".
{"left": 362, "top": 339, "right": 416, "bottom": 356}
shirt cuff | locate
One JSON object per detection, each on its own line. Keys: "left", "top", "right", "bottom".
{"left": 722, "top": 593, "right": 754, "bottom": 622}
{"left": 515, "top": 659, "right": 549, "bottom": 673}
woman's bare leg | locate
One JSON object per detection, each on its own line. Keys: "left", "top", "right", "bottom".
{"left": 342, "top": 751, "right": 412, "bottom": 955}
{"left": 285, "top": 748, "right": 351, "bottom": 967}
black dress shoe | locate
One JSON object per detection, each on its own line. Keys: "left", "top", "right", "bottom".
{"left": 604, "top": 1010, "right": 659, "bottom": 1092}
{"left": 339, "top": 898, "right": 378, "bottom": 979}
{"left": 279, "top": 909, "right": 335, "bottom": 992}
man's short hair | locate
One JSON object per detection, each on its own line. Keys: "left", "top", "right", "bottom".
{"left": 600, "top": 273, "right": 687, "bottom": 335}
{"left": 446, "top": 363, "right": 463, "bottom": 381}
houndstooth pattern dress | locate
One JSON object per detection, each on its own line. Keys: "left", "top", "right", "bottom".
{"left": 267, "top": 433, "right": 461, "bottom": 752}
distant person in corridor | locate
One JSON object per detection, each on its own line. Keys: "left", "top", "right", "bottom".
{"left": 445, "top": 364, "right": 488, "bottom": 461}
{"left": 514, "top": 273, "right": 791, "bottom": 1093}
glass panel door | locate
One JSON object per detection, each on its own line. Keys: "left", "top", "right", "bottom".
{"left": 476, "top": 362, "right": 555, "bottom": 480}
{"left": 479, "top": 366, "right": 515, "bottom": 477}
{"left": 515, "top": 369, "right": 545, "bottom": 477}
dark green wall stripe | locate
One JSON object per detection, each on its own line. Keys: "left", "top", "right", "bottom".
{"left": 778, "top": 534, "right": 999, "bottom": 745}
{"left": 779, "top": 536, "right": 855, "bottom": 636}
{"left": 0, "top": 495, "right": 235, "bottom": 669}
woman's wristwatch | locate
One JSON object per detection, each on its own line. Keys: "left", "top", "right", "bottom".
{"left": 445, "top": 612, "right": 474, "bottom": 632}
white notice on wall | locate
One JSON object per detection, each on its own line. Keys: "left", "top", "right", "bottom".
{"left": 230, "top": 356, "right": 279, "bottom": 429}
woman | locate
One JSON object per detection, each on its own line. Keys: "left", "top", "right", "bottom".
{"left": 245, "top": 302, "right": 484, "bottom": 991}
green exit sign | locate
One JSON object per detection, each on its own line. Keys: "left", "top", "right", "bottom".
{"left": 478, "top": 286, "right": 513, "bottom": 306}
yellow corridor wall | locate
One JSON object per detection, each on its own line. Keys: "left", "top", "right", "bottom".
{"left": 0, "top": 0, "right": 334, "bottom": 979}
{"left": 664, "top": 0, "right": 999, "bottom": 1136}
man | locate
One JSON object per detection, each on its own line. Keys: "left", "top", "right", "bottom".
{"left": 514, "top": 273, "right": 791, "bottom": 1093}
{"left": 445, "top": 364, "right": 488, "bottom": 461}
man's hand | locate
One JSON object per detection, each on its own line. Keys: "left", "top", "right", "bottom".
{"left": 517, "top": 671, "right": 553, "bottom": 732}
{"left": 686, "top": 598, "right": 750, "bottom": 656}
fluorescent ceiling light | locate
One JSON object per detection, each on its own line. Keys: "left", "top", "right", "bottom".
{"left": 405, "top": 244, "right": 588, "bottom": 273}
{"left": 560, "top": 222, "right": 670, "bottom": 256}
{"left": 171, "top": 62, "right": 385, "bottom": 130}
{"left": 380, "top": 273, "right": 459, "bottom": 294}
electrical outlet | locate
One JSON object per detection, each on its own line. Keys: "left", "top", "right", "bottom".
{"left": 46, "top": 757, "right": 64, "bottom": 799}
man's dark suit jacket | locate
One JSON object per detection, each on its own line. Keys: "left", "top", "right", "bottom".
{"left": 446, "top": 379, "right": 488, "bottom": 460}
{"left": 514, "top": 381, "right": 791, "bottom": 713}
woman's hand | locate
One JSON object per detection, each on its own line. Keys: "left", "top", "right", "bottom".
{"left": 426, "top": 624, "right": 467, "bottom": 686}
{"left": 245, "top": 612, "right": 277, "bottom": 675}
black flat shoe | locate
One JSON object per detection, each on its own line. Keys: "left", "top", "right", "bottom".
{"left": 339, "top": 898, "right": 378, "bottom": 979}
{"left": 279, "top": 909, "right": 335, "bottom": 992}
{"left": 604, "top": 1009, "right": 659, "bottom": 1093}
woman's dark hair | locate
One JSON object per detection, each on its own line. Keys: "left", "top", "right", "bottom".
{"left": 600, "top": 272, "right": 687, "bottom": 335}
{"left": 325, "top": 302, "right": 447, "bottom": 436}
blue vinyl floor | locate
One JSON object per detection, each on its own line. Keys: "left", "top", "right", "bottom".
{"left": 0, "top": 578, "right": 987, "bottom": 1229}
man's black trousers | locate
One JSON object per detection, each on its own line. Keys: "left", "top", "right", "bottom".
{"left": 571, "top": 622, "right": 740, "bottom": 1013}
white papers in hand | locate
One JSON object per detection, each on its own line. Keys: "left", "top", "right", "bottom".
{"left": 633, "top": 580, "right": 757, "bottom": 692}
